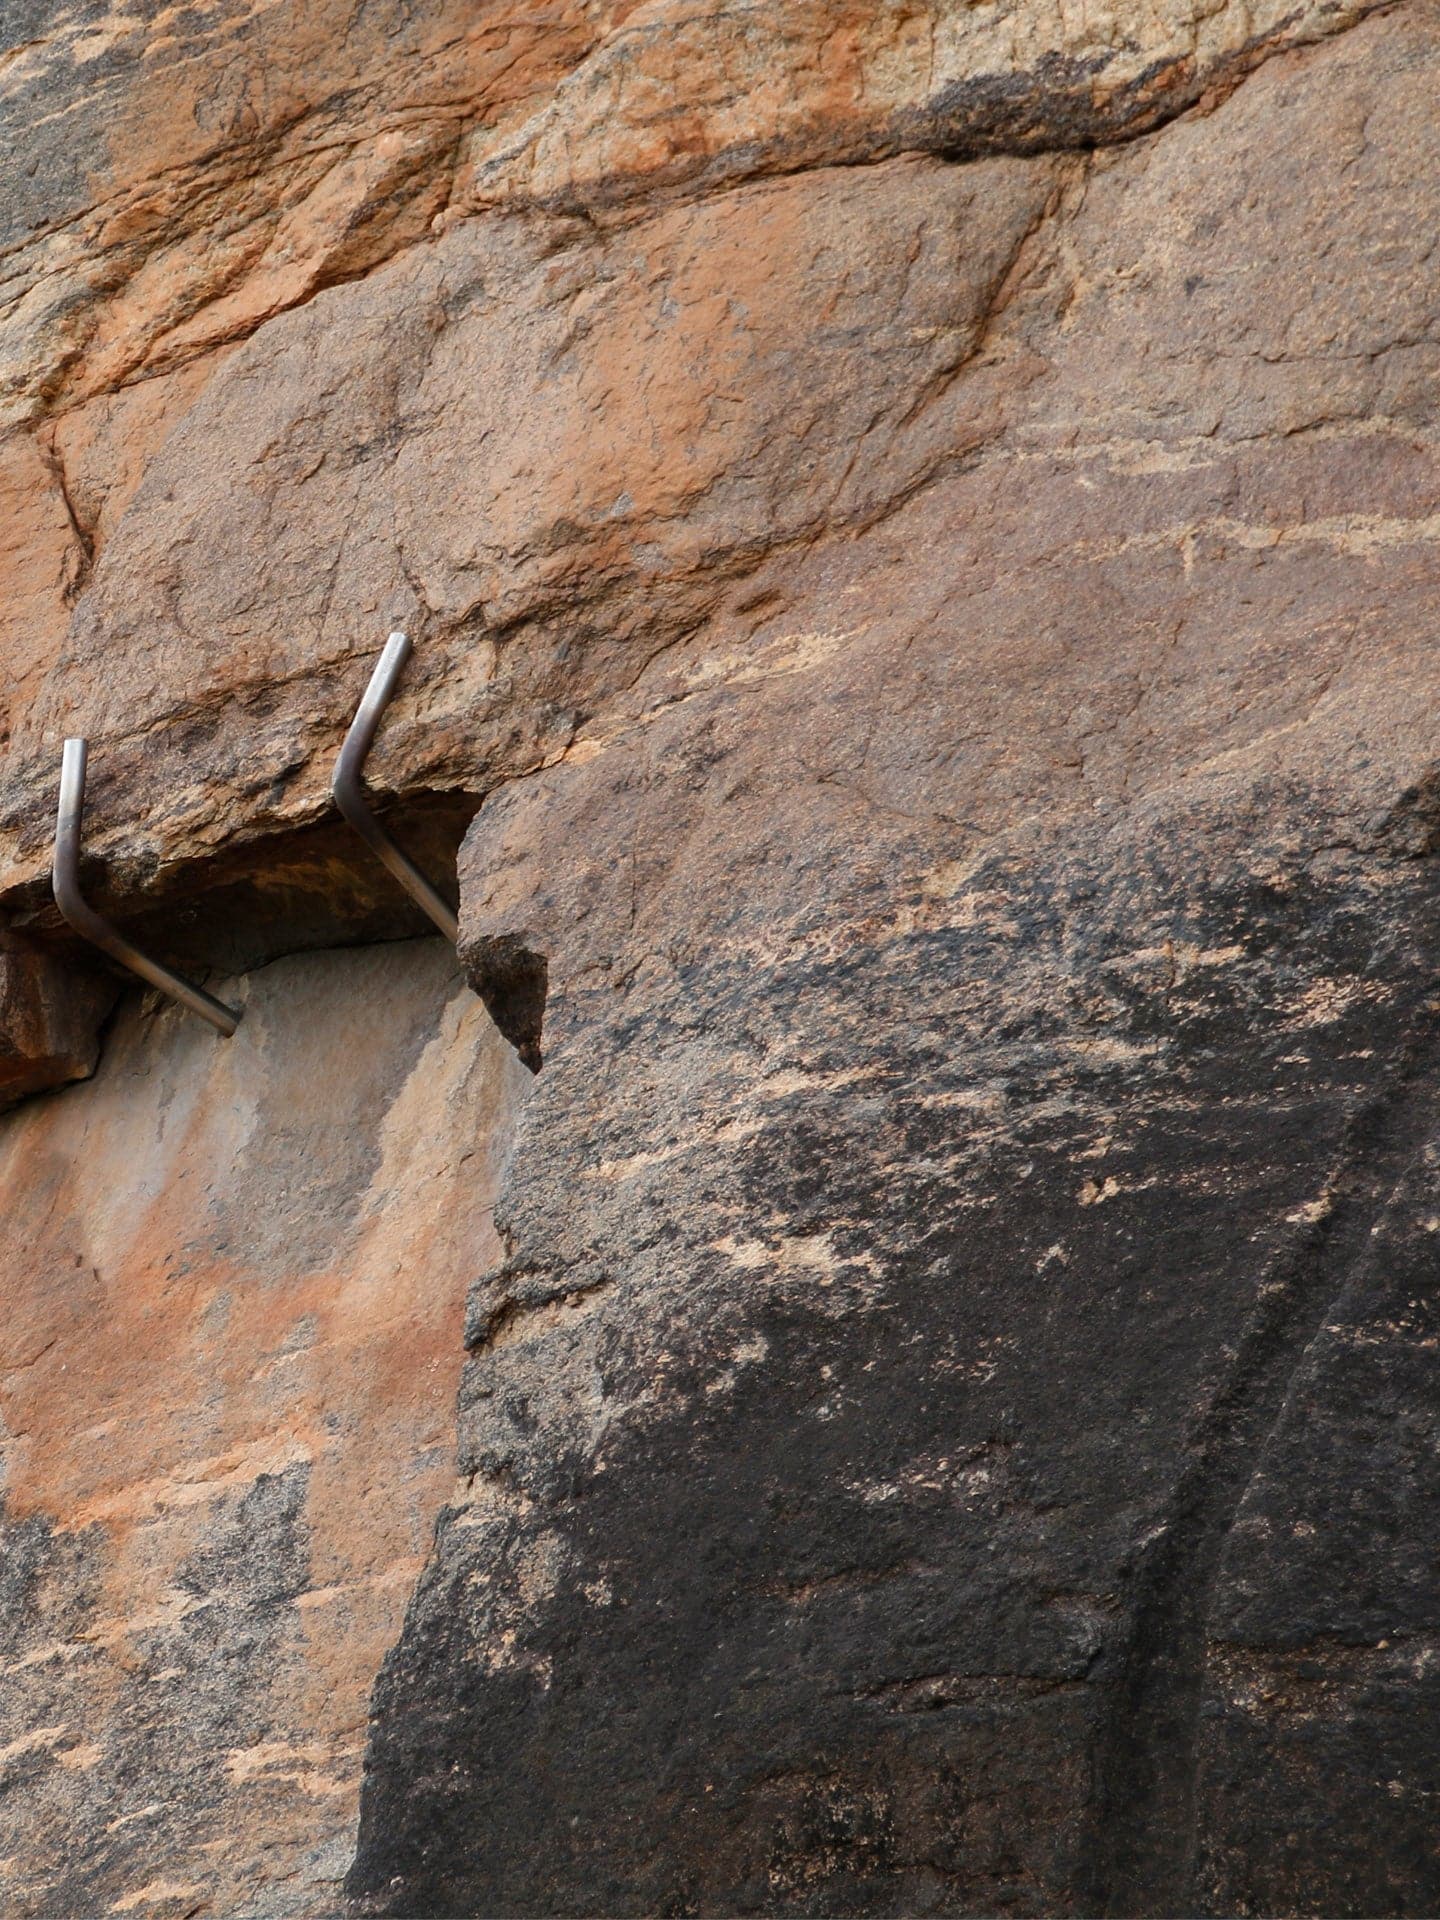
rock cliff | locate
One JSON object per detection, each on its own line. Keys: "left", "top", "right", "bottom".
{"left": 1, "top": 1, "right": 1438, "bottom": 1915}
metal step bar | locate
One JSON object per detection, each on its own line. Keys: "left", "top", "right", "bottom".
{"left": 53, "top": 737, "right": 242, "bottom": 1036}
{"left": 50, "top": 632, "right": 454, "bottom": 1036}
{"left": 332, "top": 632, "right": 458, "bottom": 944}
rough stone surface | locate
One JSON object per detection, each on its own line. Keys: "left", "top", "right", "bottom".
{"left": 356, "top": 9, "right": 1440, "bottom": 1915}
{"left": 0, "top": 931, "right": 114, "bottom": 1107}
{"left": 0, "top": 0, "right": 1380, "bottom": 428}
{"left": 0, "top": 0, "right": 1438, "bottom": 1913}
{"left": 0, "top": 0, "right": 1397, "bottom": 1096}
{"left": 0, "top": 939, "right": 529, "bottom": 1917}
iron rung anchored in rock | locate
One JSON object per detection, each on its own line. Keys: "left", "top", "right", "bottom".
{"left": 332, "top": 632, "right": 460, "bottom": 945}
{"left": 52, "top": 737, "right": 241, "bottom": 1035}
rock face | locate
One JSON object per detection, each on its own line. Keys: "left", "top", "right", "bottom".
{"left": 0, "top": 941, "right": 529, "bottom": 1916}
{"left": 1, "top": 0, "right": 1439, "bottom": 1915}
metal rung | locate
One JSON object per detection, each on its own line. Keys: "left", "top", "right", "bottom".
{"left": 332, "top": 632, "right": 458, "bottom": 944}
{"left": 53, "top": 737, "right": 241, "bottom": 1036}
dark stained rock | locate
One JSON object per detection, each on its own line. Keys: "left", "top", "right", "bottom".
{"left": 1193, "top": 1141, "right": 1440, "bottom": 1917}
{"left": 0, "top": 931, "right": 114, "bottom": 1108}
{"left": 353, "top": 766, "right": 1440, "bottom": 1916}
{"left": 348, "top": 11, "right": 1440, "bottom": 1914}
{"left": 0, "top": 0, "right": 1437, "bottom": 1910}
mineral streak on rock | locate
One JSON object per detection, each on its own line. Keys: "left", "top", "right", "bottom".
{"left": 0, "top": 0, "right": 1438, "bottom": 1914}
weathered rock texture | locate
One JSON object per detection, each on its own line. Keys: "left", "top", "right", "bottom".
{"left": 0, "top": 940, "right": 529, "bottom": 1916}
{"left": 1, "top": 0, "right": 1439, "bottom": 1914}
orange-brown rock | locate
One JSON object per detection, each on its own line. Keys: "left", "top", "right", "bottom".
{"left": 0, "top": 0, "right": 1381, "bottom": 430}
{"left": 0, "top": 940, "right": 528, "bottom": 1916}
{"left": 0, "top": 0, "right": 1397, "bottom": 1097}
{"left": 0, "top": 930, "right": 113, "bottom": 1105}
{"left": 0, "top": 0, "right": 613, "bottom": 428}
{"left": 1, "top": 0, "right": 1439, "bottom": 1915}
